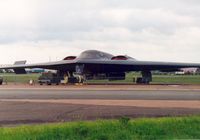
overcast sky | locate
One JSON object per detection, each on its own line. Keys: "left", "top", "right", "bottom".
{"left": 0, "top": 0, "right": 200, "bottom": 64}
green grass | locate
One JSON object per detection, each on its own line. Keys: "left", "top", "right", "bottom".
{"left": 87, "top": 72, "right": 200, "bottom": 84}
{"left": 153, "top": 75, "right": 200, "bottom": 84}
{"left": 0, "top": 116, "right": 199, "bottom": 140}
{"left": 1, "top": 72, "right": 200, "bottom": 84}
{"left": 0, "top": 73, "right": 40, "bottom": 83}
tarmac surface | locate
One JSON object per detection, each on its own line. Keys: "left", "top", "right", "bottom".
{"left": 0, "top": 84, "right": 200, "bottom": 126}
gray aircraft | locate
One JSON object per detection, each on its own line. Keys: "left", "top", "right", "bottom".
{"left": 0, "top": 50, "right": 200, "bottom": 84}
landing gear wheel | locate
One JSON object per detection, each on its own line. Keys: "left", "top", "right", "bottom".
{"left": 47, "top": 82, "right": 52, "bottom": 85}
{"left": 136, "top": 71, "right": 152, "bottom": 84}
{"left": 0, "top": 78, "right": 3, "bottom": 85}
{"left": 136, "top": 77, "right": 150, "bottom": 84}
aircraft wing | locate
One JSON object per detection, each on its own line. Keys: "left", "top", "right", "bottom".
{"left": 0, "top": 60, "right": 76, "bottom": 74}
{"left": 76, "top": 59, "right": 200, "bottom": 72}
{"left": 1, "top": 59, "right": 200, "bottom": 74}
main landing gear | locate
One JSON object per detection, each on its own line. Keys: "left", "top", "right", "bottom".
{"left": 136, "top": 71, "right": 152, "bottom": 84}
{"left": 61, "top": 71, "right": 85, "bottom": 84}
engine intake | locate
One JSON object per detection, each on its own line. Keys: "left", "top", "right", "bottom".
{"left": 63, "top": 56, "right": 77, "bottom": 60}
{"left": 111, "top": 55, "right": 128, "bottom": 60}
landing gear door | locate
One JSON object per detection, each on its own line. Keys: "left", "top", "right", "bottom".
{"left": 75, "top": 64, "right": 84, "bottom": 75}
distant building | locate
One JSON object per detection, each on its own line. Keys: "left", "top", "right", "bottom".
{"left": 26, "top": 68, "right": 45, "bottom": 73}
{"left": 180, "top": 68, "right": 199, "bottom": 75}
{"left": 175, "top": 71, "right": 185, "bottom": 75}
{"left": 196, "top": 68, "right": 200, "bottom": 74}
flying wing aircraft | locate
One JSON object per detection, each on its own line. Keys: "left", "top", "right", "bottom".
{"left": 1, "top": 50, "right": 200, "bottom": 84}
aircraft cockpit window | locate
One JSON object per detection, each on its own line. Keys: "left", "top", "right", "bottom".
{"left": 96, "top": 53, "right": 104, "bottom": 58}
{"left": 78, "top": 50, "right": 113, "bottom": 60}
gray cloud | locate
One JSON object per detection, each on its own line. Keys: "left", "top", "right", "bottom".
{"left": 0, "top": 0, "right": 200, "bottom": 63}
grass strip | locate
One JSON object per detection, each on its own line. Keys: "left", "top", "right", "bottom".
{"left": 0, "top": 116, "right": 199, "bottom": 140}
{"left": 1, "top": 73, "right": 200, "bottom": 84}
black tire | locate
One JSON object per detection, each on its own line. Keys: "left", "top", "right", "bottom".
{"left": 0, "top": 78, "right": 3, "bottom": 85}
{"left": 136, "top": 78, "right": 143, "bottom": 84}
{"left": 47, "top": 82, "right": 52, "bottom": 85}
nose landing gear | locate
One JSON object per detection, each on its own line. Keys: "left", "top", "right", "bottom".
{"left": 61, "top": 71, "right": 85, "bottom": 85}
